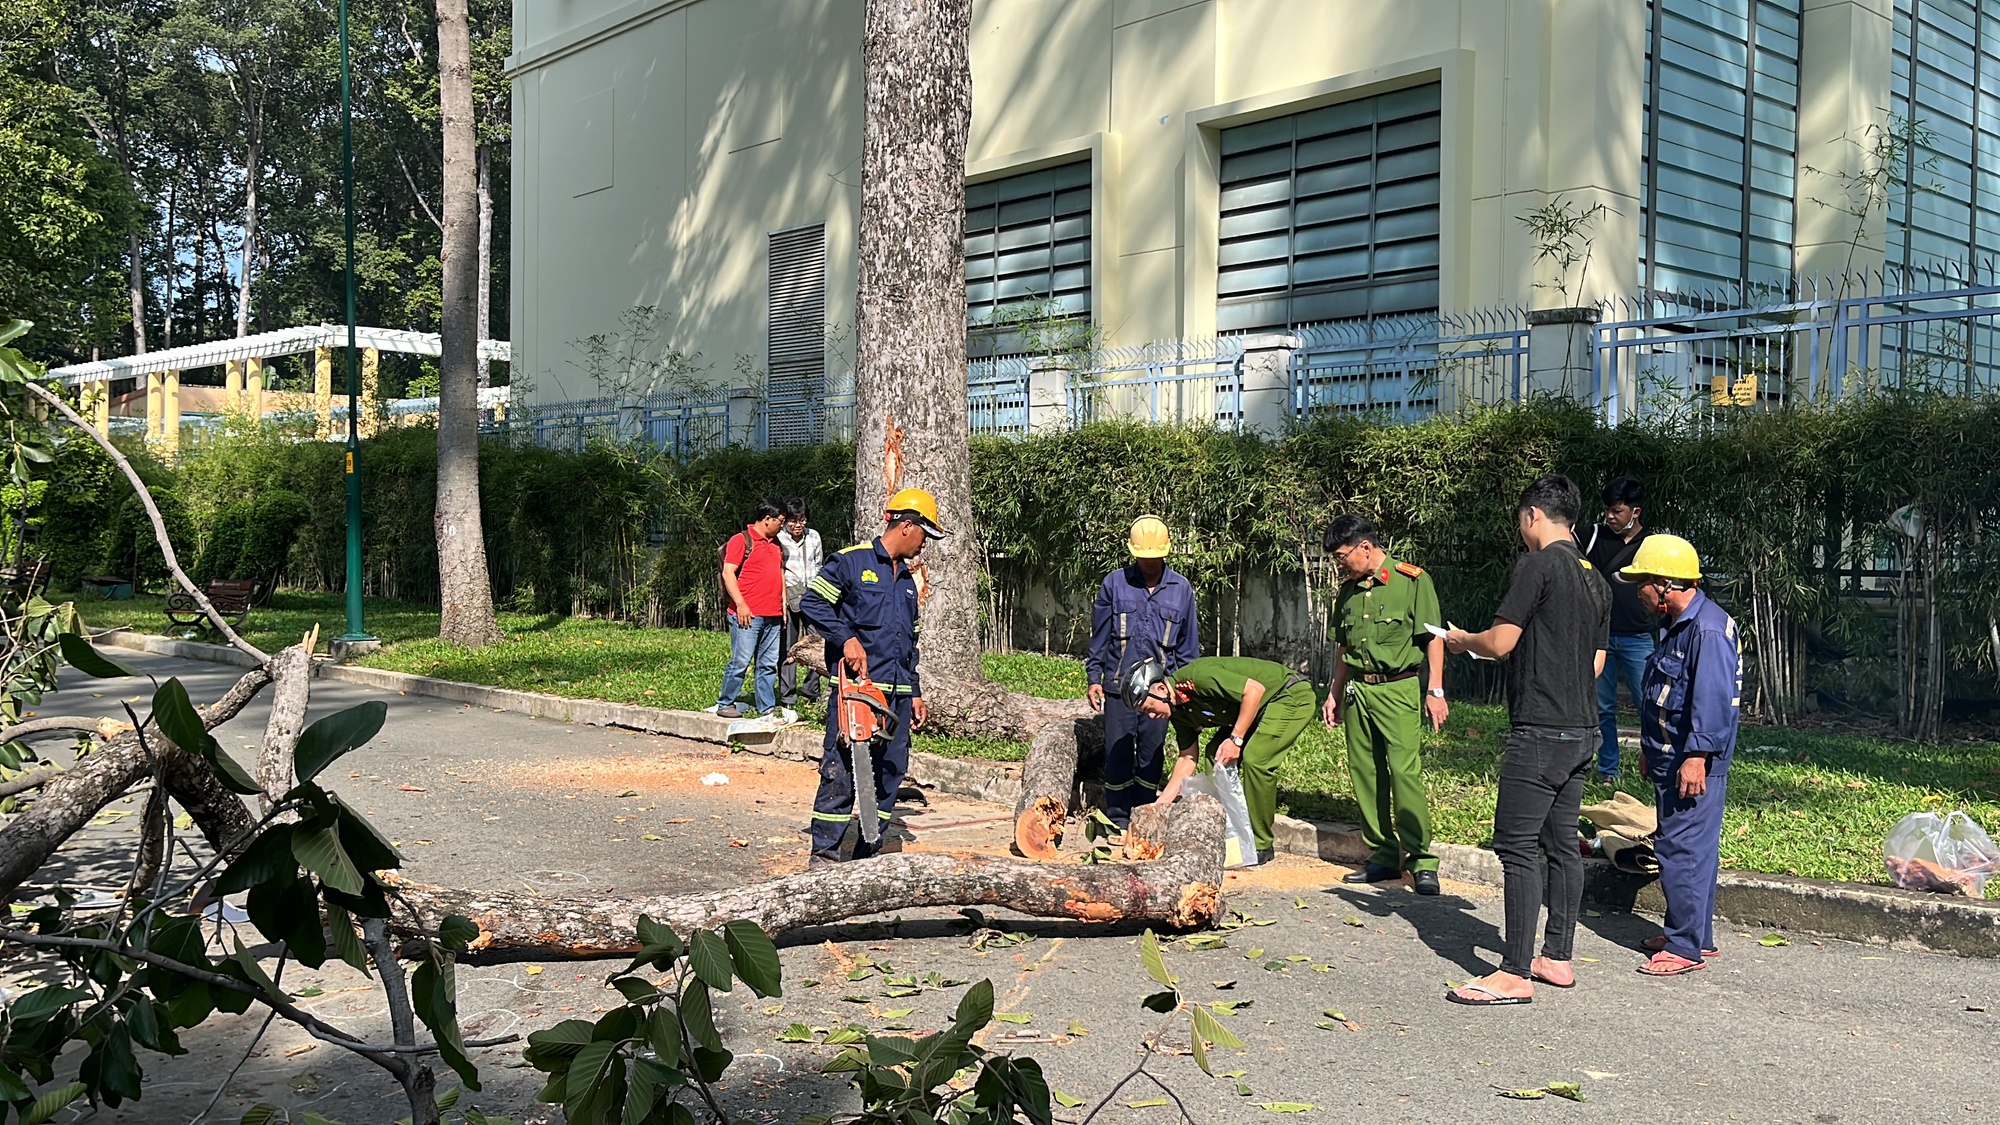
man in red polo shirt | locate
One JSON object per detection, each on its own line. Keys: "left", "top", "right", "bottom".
{"left": 716, "top": 499, "right": 787, "bottom": 718}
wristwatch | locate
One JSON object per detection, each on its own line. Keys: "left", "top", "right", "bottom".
{"left": 1427, "top": 687, "right": 1446, "bottom": 699}
{"left": 1226, "top": 734, "right": 1246, "bottom": 748}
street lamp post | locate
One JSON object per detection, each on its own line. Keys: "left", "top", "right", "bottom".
{"left": 336, "top": 0, "right": 375, "bottom": 647}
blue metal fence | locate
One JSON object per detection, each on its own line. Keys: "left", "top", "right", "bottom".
{"left": 1593, "top": 264, "right": 2000, "bottom": 422}
{"left": 512, "top": 267, "right": 2000, "bottom": 454}
{"left": 1067, "top": 337, "right": 1246, "bottom": 427}
{"left": 1291, "top": 308, "right": 1530, "bottom": 422}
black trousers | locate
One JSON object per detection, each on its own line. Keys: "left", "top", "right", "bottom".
{"left": 780, "top": 606, "right": 821, "bottom": 705}
{"left": 1492, "top": 725, "right": 1594, "bottom": 978}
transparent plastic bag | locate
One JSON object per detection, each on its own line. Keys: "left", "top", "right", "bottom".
{"left": 1183, "top": 763, "right": 1260, "bottom": 868}
{"left": 1884, "top": 810, "right": 2000, "bottom": 897}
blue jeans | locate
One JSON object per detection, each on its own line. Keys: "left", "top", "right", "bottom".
{"left": 1596, "top": 633, "right": 1655, "bottom": 774}
{"left": 717, "top": 613, "right": 782, "bottom": 715}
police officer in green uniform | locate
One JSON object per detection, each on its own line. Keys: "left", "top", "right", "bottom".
{"left": 1321, "top": 514, "right": 1449, "bottom": 895}
{"left": 1127, "top": 655, "right": 1317, "bottom": 864}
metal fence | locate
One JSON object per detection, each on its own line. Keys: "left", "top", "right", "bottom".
{"left": 509, "top": 265, "right": 2000, "bottom": 455}
{"left": 516, "top": 393, "right": 739, "bottom": 458}
{"left": 1593, "top": 264, "right": 2000, "bottom": 422}
{"left": 1067, "top": 337, "right": 1247, "bottom": 427}
{"left": 1291, "top": 308, "right": 1530, "bottom": 422}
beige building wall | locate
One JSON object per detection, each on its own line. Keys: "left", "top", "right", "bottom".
{"left": 511, "top": 0, "right": 1888, "bottom": 405}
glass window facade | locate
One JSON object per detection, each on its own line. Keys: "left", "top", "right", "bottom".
{"left": 1889, "top": 0, "right": 2000, "bottom": 271}
{"left": 964, "top": 159, "right": 1091, "bottom": 350}
{"left": 1215, "top": 83, "right": 1441, "bottom": 333}
{"left": 1641, "top": 0, "right": 1802, "bottom": 299}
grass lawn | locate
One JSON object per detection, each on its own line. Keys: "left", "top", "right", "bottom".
{"left": 69, "top": 589, "right": 2000, "bottom": 891}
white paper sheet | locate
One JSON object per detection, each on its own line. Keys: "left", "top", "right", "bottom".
{"left": 1427, "top": 622, "right": 1493, "bottom": 659}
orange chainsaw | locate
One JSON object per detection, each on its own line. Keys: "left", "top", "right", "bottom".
{"left": 836, "top": 664, "right": 900, "bottom": 846}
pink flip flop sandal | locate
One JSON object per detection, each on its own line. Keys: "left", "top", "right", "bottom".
{"left": 1637, "top": 951, "right": 1705, "bottom": 976}
{"left": 1642, "top": 935, "right": 1718, "bottom": 958}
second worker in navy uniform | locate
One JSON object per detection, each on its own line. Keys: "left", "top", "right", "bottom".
{"left": 799, "top": 487, "right": 944, "bottom": 864}
{"left": 1085, "top": 515, "right": 1200, "bottom": 831}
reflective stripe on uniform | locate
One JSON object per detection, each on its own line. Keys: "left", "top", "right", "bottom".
{"left": 809, "top": 575, "right": 842, "bottom": 603}
{"left": 810, "top": 811, "right": 851, "bottom": 823}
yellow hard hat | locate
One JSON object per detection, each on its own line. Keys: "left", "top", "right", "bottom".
{"left": 1619, "top": 534, "right": 1702, "bottom": 583}
{"left": 1128, "top": 514, "right": 1171, "bottom": 558}
{"left": 885, "top": 487, "right": 948, "bottom": 538}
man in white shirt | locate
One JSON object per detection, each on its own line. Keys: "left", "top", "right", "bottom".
{"left": 778, "top": 497, "right": 825, "bottom": 706}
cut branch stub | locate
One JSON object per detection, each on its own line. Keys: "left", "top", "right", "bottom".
{"left": 387, "top": 793, "right": 1227, "bottom": 959}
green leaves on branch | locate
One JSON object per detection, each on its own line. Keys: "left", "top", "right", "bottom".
{"left": 1134, "top": 928, "right": 1244, "bottom": 1078}
{"left": 56, "top": 633, "right": 131, "bottom": 679}
{"left": 524, "top": 916, "right": 780, "bottom": 1125}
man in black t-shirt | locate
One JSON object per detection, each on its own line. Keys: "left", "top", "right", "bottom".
{"left": 1580, "top": 476, "right": 1655, "bottom": 784}
{"left": 1444, "top": 474, "right": 1610, "bottom": 1006}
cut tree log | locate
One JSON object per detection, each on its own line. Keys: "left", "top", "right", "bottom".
{"left": 388, "top": 793, "right": 1227, "bottom": 958}
{"left": 1013, "top": 715, "right": 1092, "bottom": 861}
{"left": 0, "top": 662, "right": 272, "bottom": 901}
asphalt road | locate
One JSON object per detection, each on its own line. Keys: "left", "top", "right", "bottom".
{"left": 7, "top": 649, "right": 1997, "bottom": 1125}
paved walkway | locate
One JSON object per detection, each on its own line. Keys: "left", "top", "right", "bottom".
{"left": 9, "top": 651, "right": 1998, "bottom": 1124}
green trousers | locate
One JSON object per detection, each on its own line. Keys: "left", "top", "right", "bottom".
{"left": 1202, "top": 681, "right": 1317, "bottom": 852}
{"left": 1342, "top": 676, "right": 1437, "bottom": 873}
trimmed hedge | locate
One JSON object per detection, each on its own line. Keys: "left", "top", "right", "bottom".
{"left": 36, "top": 394, "right": 2000, "bottom": 717}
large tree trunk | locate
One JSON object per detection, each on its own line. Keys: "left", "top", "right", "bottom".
{"left": 852, "top": 0, "right": 1098, "bottom": 856}
{"left": 854, "top": 0, "right": 977, "bottom": 685}
{"left": 0, "top": 665, "right": 272, "bottom": 901}
{"left": 236, "top": 137, "right": 259, "bottom": 338}
{"left": 389, "top": 793, "right": 1225, "bottom": 957}
{"left": 127, "top": 226, "right": 148, "bottom": 354}
{"left": 433, "top": 0, "right": 501, "bottom": 648}
{"left": 475, "top": 143, "right": 492, "bottom": 390}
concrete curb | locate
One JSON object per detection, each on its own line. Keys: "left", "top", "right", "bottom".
{"left": 91, "top": 628, "right": 2000, "bottom": 957}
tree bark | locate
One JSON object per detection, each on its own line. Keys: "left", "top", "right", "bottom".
{"left": 236, "top": 136, "right": 259, "bottom": 338}
{"left": 850, "top": 0, "right": 1099, "bottom": 857}
{"left": 0, "top": 665, "right": 272, "bottom": 901}
{"left": 854, "top": 0, "right": 977, "bottom": 687}
{"left": 1012, "top": 714, "right": 1094, "bottom": 860}
{"left": 256, "top": 642, "right": 314, "bottom": 812}
{"left": 127, "top": 225, "right": 149, "bottom": 354}
{"left": 388, "top": 794, "right": 1225, "bottom": 958}
{"left": 475, "top": 143, "right": 492, "bottom": 391}
{"left": 433, "top": 0, "right": 501, "bottom": 648}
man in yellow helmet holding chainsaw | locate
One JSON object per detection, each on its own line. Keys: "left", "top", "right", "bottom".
{"left": 799, "top": 487, "right": 945, "bottom": 864}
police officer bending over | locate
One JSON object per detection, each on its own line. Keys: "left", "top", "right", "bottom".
{"left": 799, "top": 488, "right": 943, "bottom": 864}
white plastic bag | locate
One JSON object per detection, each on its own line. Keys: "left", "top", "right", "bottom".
{"left": 1884, "top": 810, "right": 2000, "bottom": 897}
{"left": 1182, "top": 763, "right": 1260, "bottom": 868}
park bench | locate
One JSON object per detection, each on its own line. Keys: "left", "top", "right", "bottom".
{"left": 165, "top": 579, "right": 258, "bottom": 630}
{"left": 1, "top": 559, "right": 50, "bottom": 593}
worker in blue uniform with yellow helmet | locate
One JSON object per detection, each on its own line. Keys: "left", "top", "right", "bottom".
{"left": 1617, "top": 533, "right": 1741, "bottom": 975}
{"left": 799, "top": 487, "right": 944, "bottom": 864}
{"left": 1085, "top": 515, "right": 1200, "bottom": 831}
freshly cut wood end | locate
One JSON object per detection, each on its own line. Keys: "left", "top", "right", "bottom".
{"left": 1014, "top": 795, "right": 1066, "bottom": 860}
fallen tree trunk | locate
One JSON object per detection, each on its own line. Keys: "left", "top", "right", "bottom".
{"left": 390, "top": 793, "right": 1226, "bottom": 958}
{"left": 0, "top": 663, "right": 272, "bottom": 901}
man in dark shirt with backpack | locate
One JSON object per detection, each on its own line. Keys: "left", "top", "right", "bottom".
{"left": 1445, "top": 475, "right": 1610, "bottom": 1006}
{"left": 1581, "top": 476, "right": 1656, "bottom": 785}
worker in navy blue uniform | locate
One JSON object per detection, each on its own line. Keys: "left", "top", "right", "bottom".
{"left": 1618, "top": 534, "right": 1741, "bottom": 976}
{"left": 799, "top": 487, "right": 944, "bottom": 864}
{"left": 1085, "top": 515, "right": 1200, "bottom": 830}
